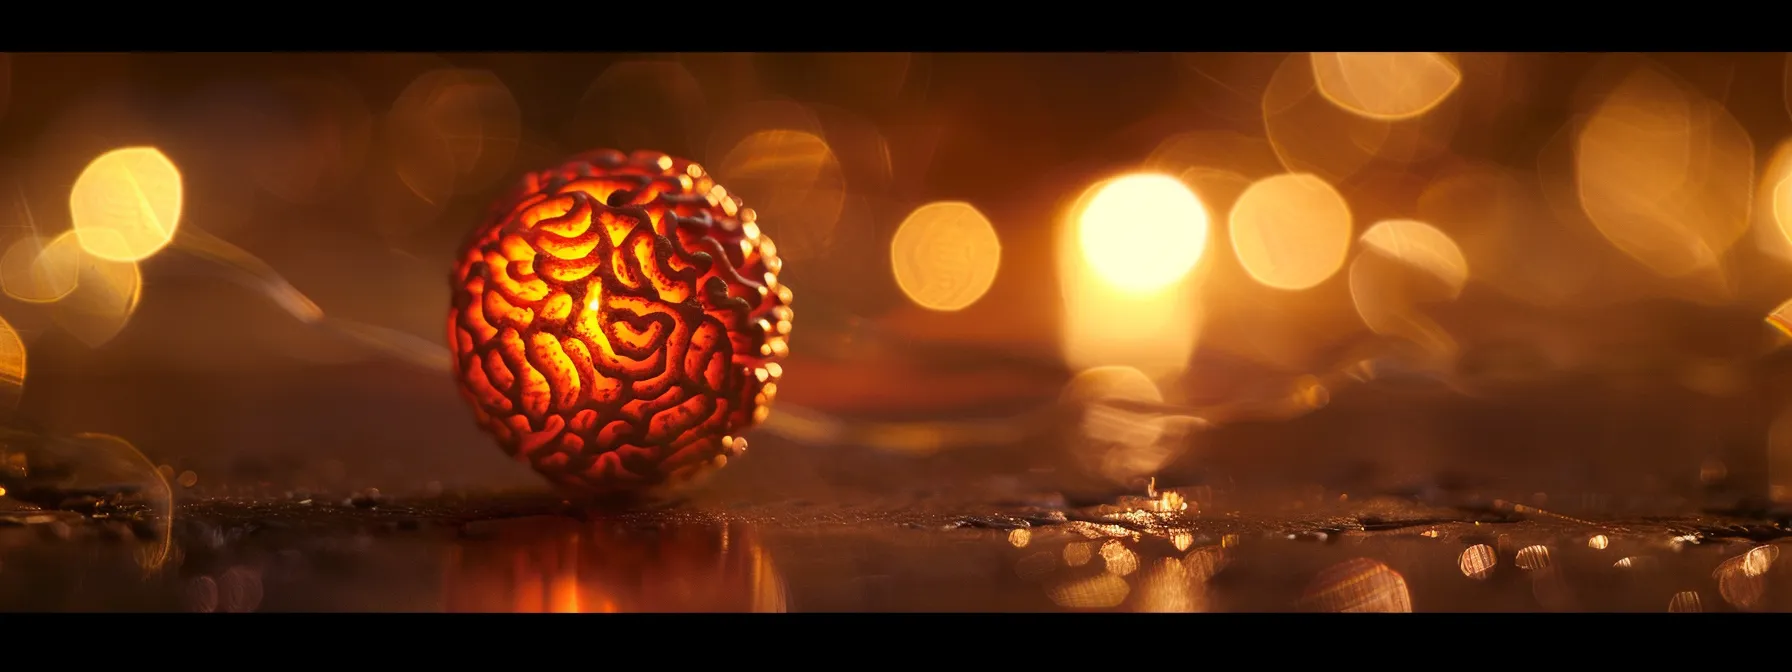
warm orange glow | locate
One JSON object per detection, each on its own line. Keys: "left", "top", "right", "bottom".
{"left": 1062, "top": 366, "right": 1167, "bottom": 476}
{"left": 1458, "top": 544, "right": 1496, "bottom": 580}
{"left": 1775, "top": 174, "right": 1792, "bottom": 242}
{"left": 1756, "top": 140, "right": 1792, "bottom": 262}
{"left": 47, "top": 433, "right": 173, "bottom": 573}
{"left": 1228, "top": 172, "right": 1353, "bottom": 291}
{"left": 1766, "top": 406, "right": 1792, "bottom": 503}
{"left": 1669, "top": 591, "right": 1703, "bottom": 613}
{"left": 1358, "top": 218, "right": 1468, "bottom": 294}
{"left": 1299, "top": 558, "right": 1412, "bottom": 613}
{"left": 69, "top": 146, "right": 184, "bottom": 263}
{"left": 0, "top": 315, "right": 24, "bottom": 415}
{"left": 447, "top": 149, "right": 793, "bottom": 495}
{"left": 443, "top": 518, "right": 786, "bottom": 613}
{"left": 1769, "top": 298, "right": 1792, "bottom": 338}
{"left": 389, "top": 69, "right": 522, "bottom": 206}
{"left": 1, "top": 233, "right": 82, "bottom": 304}
{"left": 1349, "top": 219, "right": 1468, "bottom": 358}
{"left": 715, "top": 129, "right": 845, "bottom": 263}
{"left": 54, "top": 246, "right": 144, "bottom": 349}
{"left": 1309, "top": 52, "right": 1462, "bottom": 121}
{"left": 1058, "top": 174, "right": 1210, "bottom": 377}
{"left": 890, "top": 201, "right": 1002, "bottom": 312}
{"left": 1076, "top": 174, "right": 1209, "bottom": 293}
{"left": 1574, "top": 62, "right": 1754, "bottom": 277}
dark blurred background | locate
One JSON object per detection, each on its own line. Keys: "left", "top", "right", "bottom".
{"left": 3, "top": 52, "right": 1792, "bottom": 513}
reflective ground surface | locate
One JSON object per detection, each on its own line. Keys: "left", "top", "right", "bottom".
{"left": 3, "top": 487, "right": 1788, "bottom": 612}
{"left": 6, "top": 358, "right": 1787, "bottom": 613}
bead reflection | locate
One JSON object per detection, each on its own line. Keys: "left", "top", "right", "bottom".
{"left": 443, "top": 517, "right": 786, "bottom": 613}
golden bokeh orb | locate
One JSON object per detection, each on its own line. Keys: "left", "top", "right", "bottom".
{"left": 1075, "top": 174, "right": 1209, "bottom": 294}
{"left": 890, "top": 201, "right": 1002, "bottom": 311}
{"left": 1310, "top": 52, "right": 1462, "bottom": 121}
{"left": 1228, "top": 173, "right": 1353, "bottom": 291}
{"left": 1359, "top": 218, "right": 1469, "bottom": 294}
{"left": 69, "top": 147, "right": 184, "bottom": 263}
{"left": 0, "top": 234, "right": 81, "bottom": 304}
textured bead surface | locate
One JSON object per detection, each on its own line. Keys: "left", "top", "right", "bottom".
{"left": 448, "top": 150, "right": 792, "bottom": 495}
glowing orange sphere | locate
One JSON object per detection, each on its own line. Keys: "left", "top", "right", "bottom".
{"left": 448, "top": 149, "right": 792, "bottom": 496}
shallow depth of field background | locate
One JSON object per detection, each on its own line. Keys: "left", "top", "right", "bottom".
{"left": 3, "top": 52, "right": 1792, "bottom": 510}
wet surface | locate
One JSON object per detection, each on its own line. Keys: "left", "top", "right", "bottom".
{"left": 4, "top": 487, "right": 1792, "bottom": 612}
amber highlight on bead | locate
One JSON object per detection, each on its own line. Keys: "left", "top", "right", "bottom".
{"left": 447, "top": 150, "right": 792, "bottom": 496}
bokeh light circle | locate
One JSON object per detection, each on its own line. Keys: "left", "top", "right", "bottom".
{"left": 0, "top": 234, "right": 81, "bottom": 303}
{"left": 1060, "top": 365, "right": 1177, "bottom": 487}
{"left": 69, "top": 147, "right": 184, "bottom": 263}
{"left": 1076, "top": 174, "right": 1209, "bottom": 293}
{"left": 1228, "top": 173, "right": 1353, "bottom": 291}
{"left": 1348, "top": 219, "right": 1468, "bottom": 359}
{"left": 388, "top": 68, "right": 523, "bottom": 205}
{"left": 890, "top": 201, "right": 1002, "bottom": 312}
{"left": 1573, "top": 62, "right": 1754, "bottom": 278}
{"left": 53, "top": 248, "right": 144, "bottom": 349}
{"left": 1359, "top": 218, "right": 1469, "bottom": 294}
{"left": 1310, "top": 52, "right": 1462, "bottom": 121}
{"left": 715, "top": 128, "right": 845, "bottom": 263}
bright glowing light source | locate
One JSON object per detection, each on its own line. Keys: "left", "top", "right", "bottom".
{"left": 1075, "top": 173, "right": 1209, "bottom": 293}
{"left": 69, "top": 147, "right": 184, "bottom": 263}
{"left": 1228, "top": 173, "right": 1353, "bottom": 291}
{"left": 890, "top": 201, "right": 1001, "bottom": 311}
{"left": 1059, "top": 175, "right": 1208, "bottom": 377}
{"left": 1310, "top": 52, "right": 1462, "bottom": 121}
